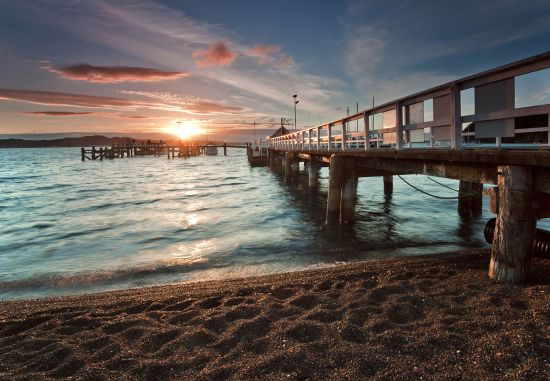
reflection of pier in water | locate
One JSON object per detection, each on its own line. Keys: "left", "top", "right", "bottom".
{"left": 261, "top": 52, "right": 550, "bottom": 284}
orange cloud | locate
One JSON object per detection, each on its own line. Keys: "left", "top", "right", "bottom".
{"left": 192, "top": 42, "right": 237, "bottom": 67}
{"left": 44, "top": 64, "right": 190, "bottom": 83}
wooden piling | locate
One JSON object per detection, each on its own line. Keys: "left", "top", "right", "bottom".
{"left": 383, "top": 175, "right": 393, "bottom": 197}
{"left": 99, "top": 147, "right": 103, "bottom": 161}
{"left": 340, "top": 159, "right": 358, "bottom": 224}
{"left": 81, "top": 147, "right": 85, "bottom": 161}
{"left": 284, "top": 152, "right": 294, "bottom": 182}
{"left": 489, "top": 166, "right": 535, "bottom": 283}
{"left": 224, "top": 143, "right": 227, "bottom": 156}
{"left": 326, "top": 155, "right": 345, "bottom": 225}
{"left": 458, "top": 181, "right": 483, "bottom": 216}
{"left": 308, "top": 159, "right": 321, "bottom": 192}
{"left": 91, "top": 146, "right": 96, "bottom": 160}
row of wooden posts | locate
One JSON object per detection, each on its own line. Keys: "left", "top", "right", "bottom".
{"left": 81, "top": 144, "right": 229, "bottom": 161}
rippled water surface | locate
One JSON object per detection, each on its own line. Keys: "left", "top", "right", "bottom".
{"left": 0, "top": 147, "right": 506, "bottom": 299}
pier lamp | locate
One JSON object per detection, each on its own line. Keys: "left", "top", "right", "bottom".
{"left": 293, "top": 94, "right": 298, "bottom": 131}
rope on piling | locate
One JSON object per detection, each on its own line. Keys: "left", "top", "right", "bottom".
{"left": 397, "top": 175, "right": 480, "bottom": 200}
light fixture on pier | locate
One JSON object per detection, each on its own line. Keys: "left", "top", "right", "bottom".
{"left": 293, "top": 94, "right": 299, "bottom": 131}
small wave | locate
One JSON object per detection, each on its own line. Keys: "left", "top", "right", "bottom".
{"left": 0, "top": 258, "right": 229, "bottom": 293}
{"left": 56, "top": 225, "right": 114, "bottom": 240}
{"left": 32, "top": 183, "right": 72, "bottom": 191}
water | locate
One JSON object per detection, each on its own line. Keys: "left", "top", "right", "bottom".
{"left": 0, "top": 147, "right": 525, "bottom": 300}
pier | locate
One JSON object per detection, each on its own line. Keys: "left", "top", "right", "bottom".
{"left": 81, "top": 142, "right": 248, "bottom": 161}
{"left": 263, "top": 52, "right": 550, "bottom": 283}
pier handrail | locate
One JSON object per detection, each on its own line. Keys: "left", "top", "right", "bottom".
{"left": 267, "top": 52, "right": 550, "bottom": 151}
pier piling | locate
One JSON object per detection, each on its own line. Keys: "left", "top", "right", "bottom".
{"left": 326, "top": 155, "right": 345, "bottom": 225}
{"left": 341, "top": 159, "right": 358, "bottom": 224}
{"left": 284, "top": 152, "right": 294, "bottom": 182}
{"left": 489, "top": 166, "right": 535, "bottom": 283}
{"left": 383, "top": 175, "right": 393, "bottom": 197}
{"left": 458, "top": 181, "right": 483, "bottom": 216}
{"left": 308, "top": 159, "right": 321, "bottom": 192}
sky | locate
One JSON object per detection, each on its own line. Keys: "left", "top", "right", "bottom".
{"left": 0, "top": 0, "right": 549, "bottom": 140}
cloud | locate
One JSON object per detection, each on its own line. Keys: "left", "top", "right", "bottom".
{"left": 249, "top": 44, "right": 295, "bottom": 69}
{"left": 0, "top": 88, "right": 150, "bottom": 108}
{"left": 0, "top": 88, "right": 245, "bottom": 116}
{"left": 118, "top": 90, "right": 246, "bottom": 115}
{"left": 44, "top": 63, "right": 189, "bottom": 83}
{"left": 22, "top": 110, "right": 156, "bottom": 119}
{"left": 192, "top": 42, "right": 237, "bottom": 67}
{"left": 250, "top": 44, "right": 281, "bottom": 65}
{"left": 23, "top": 111, "right": 94, "bottom": 116}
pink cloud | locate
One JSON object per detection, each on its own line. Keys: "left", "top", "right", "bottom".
{"left": 273, "top": 55, "right": 295, "bottom": 70}
{"left": 44, "top": 64, "right": 190, "bottom": 83}
{"left": 192, "top": 42, "right": 237, "bottom": 67}
{"left": 249, "top": 44, "right": 294, "bottom": 69}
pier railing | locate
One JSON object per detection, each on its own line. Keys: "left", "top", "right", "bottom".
{"left": 268, "top": 52, "right": 550, "bottom": 151}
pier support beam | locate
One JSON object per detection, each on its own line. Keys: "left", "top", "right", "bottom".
{"left": 340, "top": 159, "right": 358, "bottom": 224}
{"left": 383, "top": 175, "right": 393, "bottom": 197}
{"left": 326, "top": 155, "right": 345, "bottom": 225}
{"left": 224, "top": 143, "right": 227, "bottom": 156}
{"left": 489, "top": 166, "right": 535, "bottom": 283}
{"left": 308, "top": 159, "right": 322, "bottom": 192}
{"left": 458, "top": 181, "right": 483, "bottom": 216}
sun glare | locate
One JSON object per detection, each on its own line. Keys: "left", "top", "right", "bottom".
{"left": 170, "top": 120, "right": 204, "bottom": 140}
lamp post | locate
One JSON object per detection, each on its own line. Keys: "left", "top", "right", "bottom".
{"left": 293, "top": 94, "right": 298, "bottom": 131}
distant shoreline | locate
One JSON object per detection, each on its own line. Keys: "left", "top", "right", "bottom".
{"left": 0, "top": 135, "right": 144, "bottom": 149}
{"left": 1, "top": 249, "right": 548, "bottom": 380}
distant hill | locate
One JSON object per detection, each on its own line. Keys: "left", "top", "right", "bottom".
{"left": 0, "top": 135, "right": 159, "bottom": 148}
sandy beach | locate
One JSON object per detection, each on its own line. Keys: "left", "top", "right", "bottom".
{"left": 1, "top": 249, "right": 548, "bottom": 380}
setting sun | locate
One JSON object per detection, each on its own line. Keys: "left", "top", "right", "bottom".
{"left": 169, "top": 120, "right": 204, "bottom": 140}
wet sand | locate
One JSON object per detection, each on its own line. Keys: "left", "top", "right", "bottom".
{"left": 1, "top": 249, "right": 549, "bottom": 380}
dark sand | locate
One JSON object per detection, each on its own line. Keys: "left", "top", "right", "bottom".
{"left": 1, "top": 250, "right": 549, "bottom": 380}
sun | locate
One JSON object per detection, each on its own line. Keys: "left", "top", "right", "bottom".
{"left": 169, "top": 120, "right": 204, "bottom": 140}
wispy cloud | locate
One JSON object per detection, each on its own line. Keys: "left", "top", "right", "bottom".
{"left": 249, "top": 44, "right": 295, "bottom": 69}
{"left": 341, "top": 0, "right": 550, "bottom": 104}
{"left": 0, "top": 88, "right": 246, "bottom": 116}
{"left": 22, "top": 110, "right": 158, "bottom": 119}
{"left": 44, "top": 63, "right": 189, "bottom": 83}
{"left": 118, "top": 90, "right": 246, "bottom": 115}
{"left": 23, "top": 111, "right": 94, "bottom": 116}
{"left": 192, "top": 41, "right": 237, "bottom": 67}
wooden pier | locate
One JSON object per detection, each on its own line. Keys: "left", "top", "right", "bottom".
{"left": 264, "top": 52, "right": 550, "bottom": 284}
{"left": 81, "top": 142, "right": 247, "bottom": 161}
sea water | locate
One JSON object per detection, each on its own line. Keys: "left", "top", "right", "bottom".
{"left": 1, "top": 147, "right": 541, "bottom": 300}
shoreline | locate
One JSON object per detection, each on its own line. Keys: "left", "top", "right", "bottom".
{"left": 1, "top": 249, "right": 549, "bottom": 380}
